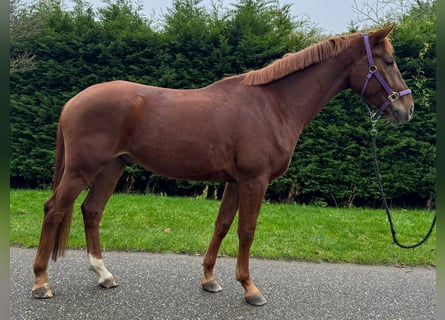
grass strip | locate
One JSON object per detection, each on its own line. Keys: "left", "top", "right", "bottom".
{"left": 10, "top": 189, "right": 436, "bottom": 266}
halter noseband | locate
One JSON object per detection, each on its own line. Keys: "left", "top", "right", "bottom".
{"left": 360, "top": 33, "right": 412, "bottom": 120}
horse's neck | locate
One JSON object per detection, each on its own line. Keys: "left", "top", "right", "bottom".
{"left": 271, "top": 56, "right": 351, "bottom": 129}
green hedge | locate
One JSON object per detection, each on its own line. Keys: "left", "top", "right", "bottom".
{"left": 10, "top": 0, "right": 436, "bottom": 207}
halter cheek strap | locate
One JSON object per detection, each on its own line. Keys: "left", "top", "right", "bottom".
{"left": 360, "top": 33, "right": 412, "bottom": 120}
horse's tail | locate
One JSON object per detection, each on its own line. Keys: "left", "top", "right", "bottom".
{"left": 50, "top": 113, "right": 72, "bottom": 261}
{"left": 52, "top": 120, "right": 65, "bottom": 192}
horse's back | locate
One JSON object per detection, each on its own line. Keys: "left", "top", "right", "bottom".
{"left": 58, "top": 78, "right": 294, "bottom": 182}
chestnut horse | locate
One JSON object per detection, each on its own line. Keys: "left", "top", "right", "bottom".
{"left": 32, "top": 24, "right": 414, "bottom": 305}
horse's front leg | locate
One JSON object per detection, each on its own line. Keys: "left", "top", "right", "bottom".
{"left": 81, "top": 159, "right": 125, "bottom": 289}
{"left": 201, "top": 182, "right": 239, "bottom": 293}
{"left": 236, "top": 177, "right": 268, "bottom": 306}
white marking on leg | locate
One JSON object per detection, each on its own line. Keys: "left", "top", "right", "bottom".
{"left": 88, "top": 253, "right": 113, "bottom": 285}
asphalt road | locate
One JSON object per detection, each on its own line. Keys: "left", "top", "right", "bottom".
{"left": 10, "top": 247, "right": 435, "bottom": 320}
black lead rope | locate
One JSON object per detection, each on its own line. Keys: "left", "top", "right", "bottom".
{"left": 370, "top": 120, "right": 436, "bottom": 249}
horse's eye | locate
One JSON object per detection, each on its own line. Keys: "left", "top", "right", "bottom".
{"left": 384, "top": 60, "right": 395, "bottom": 66}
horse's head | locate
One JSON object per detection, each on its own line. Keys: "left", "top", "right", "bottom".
{"left": 349, "top": 23, "right": 414, "bottom": 124}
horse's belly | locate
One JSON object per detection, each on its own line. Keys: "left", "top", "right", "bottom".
{"left": 130, "top": 147, "right": 236, "bottom": 182}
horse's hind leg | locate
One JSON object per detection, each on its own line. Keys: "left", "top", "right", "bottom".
{"left": 201, "top": 182, "right": 239, "bottom": 293}
{"left": 81, "top": 158, "right": 125, "bottom": 289}
{"left": 32, "top": 174, "right": 88, "bottom": 298}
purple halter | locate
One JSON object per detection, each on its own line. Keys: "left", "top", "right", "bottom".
{"left": 360, "top": 33, "right": 412, "bottom": 120}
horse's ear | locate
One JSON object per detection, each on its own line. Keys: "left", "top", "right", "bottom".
{"left": 371, "top": 23, "right": 396, "bottom": 43}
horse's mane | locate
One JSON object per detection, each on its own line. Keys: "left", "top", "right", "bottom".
{"left": 241, "top": 34, "right": 354, "bottom": 86}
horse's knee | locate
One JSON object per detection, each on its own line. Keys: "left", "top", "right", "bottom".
{"left": 238, "top": 229, "right": 255, "bottom": 246}
{"left": 215, "top": 221, "right": 232, "bottom": 238}
{"left": 81, "top": 204, "right": 102, "bottom": 227}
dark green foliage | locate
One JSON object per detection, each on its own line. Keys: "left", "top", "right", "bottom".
{"left": 10, "top": 0, "right": 436, "bottom": 208}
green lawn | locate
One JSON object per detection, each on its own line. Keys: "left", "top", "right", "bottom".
{"left": 10, "top": 189, "right": 436, "bottom": 266}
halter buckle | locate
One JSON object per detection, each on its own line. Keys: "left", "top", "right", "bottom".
{"left": 388, "top": 91, "right": 400, "bottom": 102}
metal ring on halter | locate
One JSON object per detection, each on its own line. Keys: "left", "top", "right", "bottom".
{"left": 369, "top": 65, "right": 377, "bottom": 73}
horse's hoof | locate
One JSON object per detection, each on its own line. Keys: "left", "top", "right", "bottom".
{"left": 99, "top": 276, "right": 117, "bottom": 289}
{"left": 32, "top": 283, "right": 54, "bottom": 299}
{"left": 245, "top": 292, "right": 267, "bottom": 306}
{"left": 201, "top": 279, "right": 222, "bottom": 293}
